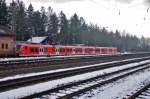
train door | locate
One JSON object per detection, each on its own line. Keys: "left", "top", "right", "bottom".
{"left": 82, "top": 47, "right": 85, "bottom": 55}
{"left": 39, "top": 47, "right": 44, "bottom": 55}
{"left": 72, "top": 48, "right": 75, "bottom": 54}
{"left": 55, "top": 46, "right": 59, "bottom": 55}
{"left": 93, "top": 47, "right": 95, "bottom": 54}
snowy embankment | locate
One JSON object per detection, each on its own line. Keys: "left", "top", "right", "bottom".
{"left": 0, "top": 59, "right": 149, "bottom": 99}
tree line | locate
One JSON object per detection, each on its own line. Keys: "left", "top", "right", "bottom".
{"left": 0, "top": 0, "right": 150, "bottom": 52}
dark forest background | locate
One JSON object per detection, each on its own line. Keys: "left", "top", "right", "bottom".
{"left": 0, "top": 0, "right": 150, "bottom": 52}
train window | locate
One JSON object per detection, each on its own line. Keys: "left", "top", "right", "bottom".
{"left": 5, "top": 44, "right": 8, "bottom": 49}
{"left": 76, "top": 49, "right": 78, "bottom": 52}
{"left": 16, "top": 45, "right": 21, "bottom": 51}
{"left": 1, "top": 43, "right": 4, "bottom": 49}
{"left": 80, "top": 49, "right": 82, "bottom": 52}
{"left": 30, "top": 48, "right": 34, "bottom": 52}
{"left": 101, "top": 49, "right": 104, "bottom": 52}
{"left": 70, "top": 49, "right": 72, "bottom": 52}
{"left": 35, "top": 48, "right": 38, "bottom": 52}
{"left": 44, "top": 48, "right": 48, "bottom": 52}
{"left": 33, "top": 48, "right": 34, "bottom": 52}
{"left": 60, "top": 48, "right": 62, "bottom": 52}
{"left": 52, "top": 48, "right": 55, "bottom": 52}
{"left": 63, "top": 49, "right": 65, "bottom": 52}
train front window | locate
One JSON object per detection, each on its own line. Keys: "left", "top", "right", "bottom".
{"left": 16, "top": 45, "right": 21, "bottom": 51}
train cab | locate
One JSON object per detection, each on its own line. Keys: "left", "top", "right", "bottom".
{"left": 16, "top": 44, "right": 39, "bottom": 56}
{"left": 17, "top": 44, "right": 54, "bottom": 56}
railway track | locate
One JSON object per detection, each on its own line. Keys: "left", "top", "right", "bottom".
{"left": 0, "top": 53, "right": 149, "bottom": 66}
{"left": 0, "top": 56, "right": 150, "bottom": 98}
{"left": 0, "top": 56, "right": 149, "bottom": 92}
{"left": 127, "top": 82, "right": 150, "bottom": 99}
{"left": 19, "top": 58, "right": 150, "bottom": 99}
{"left": 0, "top": 53, "right": 150, "bottom": 78}
{"left": 0, "top": 54, "right": 116, "bottom": 65}
{"left": 0, "top": 55, "right": 122, "bottom": 77}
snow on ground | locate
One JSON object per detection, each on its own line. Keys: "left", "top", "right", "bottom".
{"left": 0, "top": 60, "right": 149, "bottom": 98}
{"left": 77, "top": 67, "right": 150, "bottom": 99}
{"left": 0, "top": 57, "right": 149, "bottom": 82}
{"left": 0, "top": 57, "right": 48, "bottom": 62}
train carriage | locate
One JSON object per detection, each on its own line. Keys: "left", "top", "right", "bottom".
{"left": 16, "top": 43, "right": 117, "bottom": 56}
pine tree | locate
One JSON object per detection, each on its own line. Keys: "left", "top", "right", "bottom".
{"left": 32, "top": 11, "right": 43, "bottom": 36}
{"left": 40, "top": 6, "right": 47, "bottom": 35}
{"left": 0, "top": 0, "right": 8, "bottom": 25}
{"left": 59, "top": 11, "right": 69, "bottom": 44}
{"left": 15, "top": 1, "right": 28, "bottom": 41}
{"left": 69, "top": 13, "right": 81, "bottom": 44}
{"left": 47, "top": 11, "right": 59, "bottom": 44}
{"left": 27, "top": 4, "right": 34, "bottom": 35}
{"left": 47, "top": 12, "right": 58, "bottom": 34}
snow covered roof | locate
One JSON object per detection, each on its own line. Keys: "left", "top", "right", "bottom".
{"left": 27, "top": 36, "right": 48, "bottom": 44}
{"left": 0, "top": 26, "right": 13, "bottom": 36}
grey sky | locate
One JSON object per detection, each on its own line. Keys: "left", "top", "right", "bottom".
{"left": 115, "top": 0, "right": 135, "bottom": 4}
{"left": 6, "top": 0, "right": 150, "bottom": 37}
{"left": 27, "top": 0, "right": 85, "bottom": 3}
{"left": 25, "top": 0, "right": 150, "bottom": 8}
{"left": 27, "top": 0, "right": 143, "bottom": 4}
{"left": 144, "top": 0, "right": 150, "bottom": 6}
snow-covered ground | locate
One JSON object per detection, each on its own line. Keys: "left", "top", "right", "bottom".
{"left": 0, "top": 60, "right": 149, "bottom": 99}
{"left": 0, "top": 57, "right": 47, "bottom": 62}
{"left": 77, "top": 67, "right": 150, "bottom": 99}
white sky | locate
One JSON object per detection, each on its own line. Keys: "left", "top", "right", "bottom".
{"left": 6, "top": 0, "right": 150, "bottom": 37}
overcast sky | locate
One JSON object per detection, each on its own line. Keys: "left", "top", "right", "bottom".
{"left": 6, "top": 0, "right": 150, "bottom": 37}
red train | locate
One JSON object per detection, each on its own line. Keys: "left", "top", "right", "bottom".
{"left": 16, "top": 43, "right": 117, "bottom": 56}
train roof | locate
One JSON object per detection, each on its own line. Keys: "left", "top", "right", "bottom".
{"left": 20, "top": 43, "right": 117, "bottom": 49}
{"left": 21, "top": 43, "right": 53, "bottom": 47}
{"left": 27, "top": 36, "right": 48, "bottom": 44}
